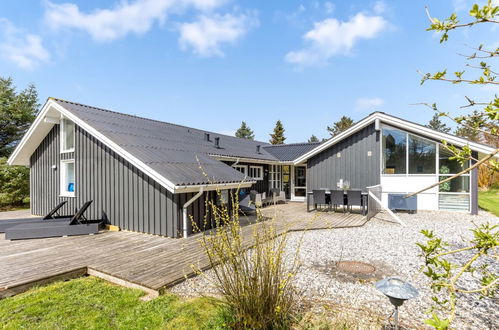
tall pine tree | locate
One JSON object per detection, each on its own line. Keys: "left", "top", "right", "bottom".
{"left": 269, "top": 120, "right": 286, "bottom": 145}
{"left": 0, "top": 77, "right": 39, "bottom": 157}
{"left": 426, "top": 113, "right": 451, "bottom": 133}
{"left": 327, "top": 116, "right": 354, "bottom": 137}
{"left": 0, "top": 77, "right": 39, "bottom": 207}
{"left": 235, "top": 121, "right": 255, "bottom": 140}
{"left": 308, "top": 135, "right": 319, "bottom": 143}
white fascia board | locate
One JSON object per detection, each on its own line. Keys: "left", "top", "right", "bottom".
{"left": 293, "top": 112, "right": 498, "bottom": 164}
{"left": 173, "top": 181, "right": 254, "bottom": 194}
{"left": 8, "top": 100, "right": 55, "bottom": 166}
{"left": 375, "top": 113, "right": 498, "bottom": 156}
{"left": 49, "top": 101, "right": 179, "bottom": 193}
{"left": 293, "top": 113, "right": 377, "bottom": 164}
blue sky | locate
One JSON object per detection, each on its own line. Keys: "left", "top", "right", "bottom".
{"left": 0, "top": 0, "right": 497, "bottom": 142}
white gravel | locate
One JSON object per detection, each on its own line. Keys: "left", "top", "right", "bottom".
{"left": 170, "top": 210, "right": 499, "bottom": 329}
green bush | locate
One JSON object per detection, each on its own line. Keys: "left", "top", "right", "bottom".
{"left": 0, "top": 157, "right": 30, "bottom": 207}
{"left": 194, "top": 190, "right": 301, "bottom": 329}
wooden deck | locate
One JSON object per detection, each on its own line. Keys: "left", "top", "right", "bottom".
{"left": 0, "top": 203, "right": 366, "bottom": 298}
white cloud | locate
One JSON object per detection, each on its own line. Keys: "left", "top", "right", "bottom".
{"left": 355, "top": 97, "right": 384, "bottom": 111}
{"left": 0, "top": 18, "right": 50, "bottom": 69}
{"left": 44, "top": 0, "right": 228, "bottom": 42}
{"left": 178, "top": 12, "right": 258, "bottom": 57}
{"left": 285, "top": 12, "right": 388, "bottom": 66}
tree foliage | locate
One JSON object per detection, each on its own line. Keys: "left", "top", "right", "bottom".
{"left": 327, "top": 116, "right": 354, "bottom": 137}
{"left": 308, "top": 135, "right": 319, "bottom": 143}
{"left": 426, "top": 113, "right": 451, "bottom": 133}
{"left": 410, "top": 0, "right": 499, "bottom": 197}
{"left": 0, "top": 77, "right": 39, "bottom": 157}
{"left": 0, "top": 157, "right": 30, "bottom": 207}
{"left": 418, "top": 224, "right": 498, "bottom": 329}
{"left": 235, "top": 121, "right": 255, "bottom": 140}
{"left": 269, "top": 120, "right": 286, "bottom": 145}
{"left": 415, "top": 2, "right": 499, "bottom": 328}
{"left": 0, "top": 77, "right": 39, "bottom": 207}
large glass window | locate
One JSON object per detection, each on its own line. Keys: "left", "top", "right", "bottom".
{"left": 439, "top": 145, "right": 469, "bottom": 174}
{"left": 408, "top": 134, "right": 436, "bottom": 174}
{"left": 61, "top": 118, "right": 75, "bottom": 152}
{"left": 60, "top": 160, "right": 75, "bottom": 196}
{"left": 439, "top": 176, "right": 470, "bottom": 193}
{"left": 382, "top": 128, "right": 406, "bottom": 174}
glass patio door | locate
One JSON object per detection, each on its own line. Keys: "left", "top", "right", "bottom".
{"left": 292, "top": 166, "right": 306, "bottom": 199}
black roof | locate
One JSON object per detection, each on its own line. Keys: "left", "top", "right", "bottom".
{"left": 53, "top": 98, "right": 315, "bottom": 187}
{"left": 264, "top": 142, "right": 322, "bottom": 161}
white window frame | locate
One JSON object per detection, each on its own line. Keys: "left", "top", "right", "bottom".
{"left": 60, "top": 117, "right": 75, "bottom": 153}
{"left": 249, "top": 165, "right": 263, "bottom": 180}
{"left": 60, "top": 159, "right": 76, "bottom": 197}
{"left": 232, "top": 164, "right": 247, "bottom": 176}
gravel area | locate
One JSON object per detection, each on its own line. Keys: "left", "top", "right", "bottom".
{"left": 170, "top": 210, "right": 499, "bottom": 329}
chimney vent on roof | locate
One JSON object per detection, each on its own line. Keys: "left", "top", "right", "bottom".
{"left": 256, "top": 145, "right": 261, "bottom": 154}
{"left": 204, "top": 133, "right": 210, "bottom": 141}
{"left": 214, "top": 137, "right": 220, "bottom": 148}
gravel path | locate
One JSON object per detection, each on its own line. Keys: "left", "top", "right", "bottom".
{"left": 170, "top": 210, "right": 499, "bottom": 329}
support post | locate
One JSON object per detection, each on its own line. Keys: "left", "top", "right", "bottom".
{"left": 182, "top": 187, "right": 204, "bottom": 238}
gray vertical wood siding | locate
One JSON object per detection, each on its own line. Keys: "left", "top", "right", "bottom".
{"left": 307, "top": 124, "right": 380, "bottom": 191}
{"left": 30, "top": 124, "right": 211, "bottom": 238}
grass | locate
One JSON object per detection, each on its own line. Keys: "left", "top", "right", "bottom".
{"left": 0, "top": 202, "right": 30, "bottom": 212}
{"left": 478, "top": 189, "right": 499, "bottom": 216}
{"left": 0, "top": 277, "right": 230, "bottom": 330}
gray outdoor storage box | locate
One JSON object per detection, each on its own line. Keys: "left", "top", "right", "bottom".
{"left": 388, "top": 194, "right": 417, "bottom": 213}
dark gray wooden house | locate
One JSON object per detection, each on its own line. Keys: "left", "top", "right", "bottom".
{"left": 9, "top": 98, "right": 496, "bottom": 237}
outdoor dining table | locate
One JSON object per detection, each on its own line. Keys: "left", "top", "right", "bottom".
{"left": 306, "top": 190, "right": 368, "bottom": 215}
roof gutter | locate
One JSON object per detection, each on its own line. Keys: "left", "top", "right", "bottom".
{"left": 173, "top": 181, "right": 254, "bottom": 194}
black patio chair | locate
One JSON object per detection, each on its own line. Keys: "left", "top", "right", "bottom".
{"left": 329, "top": 190, "right": 345, "bottom": 213}
{"left": 5, "top": 201, "right": 101, "bottom": 240}
{"left": 0, "top": 201, "right": 69, "bottom": 233}
{"left": 346, "top": 190, "right": 362, "bottom": 213}
{"left": 313, "top": 189, "right": 327, "bottom": 211}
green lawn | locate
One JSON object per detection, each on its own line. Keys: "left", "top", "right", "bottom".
{"left": 478, "top": 189, "right": 499, "bottom": 217}
{"left": 0, "top": 277, "right": 230, "bottom": 330}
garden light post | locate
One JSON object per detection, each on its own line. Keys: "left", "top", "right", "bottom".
{"left": 375, "top": 277, "right": 419, "bottom": 330}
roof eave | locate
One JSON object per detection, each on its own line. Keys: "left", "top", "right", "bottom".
{"left": 292, "top": 112, "right": 499, "bottom": 164}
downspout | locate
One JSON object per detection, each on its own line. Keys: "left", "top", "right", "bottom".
{"left": 182, "top": 187, "right": 204, "bottom": 238}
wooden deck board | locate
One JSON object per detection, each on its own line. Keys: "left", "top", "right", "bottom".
{"left": 0, "top": 203, "right": 366, "bottom": 295}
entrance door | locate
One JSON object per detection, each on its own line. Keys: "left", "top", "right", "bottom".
{"left": 292, "top": 165, "right": 306, "bottom": 201}
{"left": 282, "top": 165, "right": 291, "bottom": 199}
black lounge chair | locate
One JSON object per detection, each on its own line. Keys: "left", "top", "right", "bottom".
{"left": 5, "top": 201, "right": 102, "bottom": 240}
{"left": 0, "top": 201, "right": 70, "bottom": 233}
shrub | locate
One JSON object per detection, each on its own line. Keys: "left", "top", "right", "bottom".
{"left": 417, "top": 224, "right": 498, "bottom": 329}
{"left": 0, "top": 157, "right": 30, "bottom": 207}
{"left": 193, "top": 189, "right": 301, "bottom": 329}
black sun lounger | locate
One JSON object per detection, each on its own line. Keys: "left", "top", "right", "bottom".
{"left": 5, "top": 201, "right": 102, "bottom": 240}
{"left": 0, "top": 201, "right": 70, "bottom": 233}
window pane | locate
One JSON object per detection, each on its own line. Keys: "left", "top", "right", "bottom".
{"left": 63, "top": 119, "right": 75, "bottom": 151}
{"left": 439, "top": 145, "right": 469, "bottom": 174}
{"left": 294, "top": 167, "right": 306, "bottom": 187}
{"left": 382, "top": 128, "right": 406, "bottom": 174}
{"left": 438, "top": 194, "right": 469, "bottom": 211}
{"left": 439, "top": 176, "right": 469, "bottom": 193}
{"left": 408, "top": 135, "right": 436, "bottom": 174}
{"left": 63, "top": 161, "right": 75, "bottom": 193}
